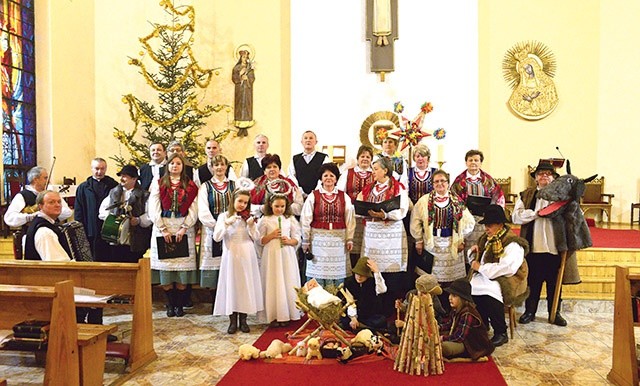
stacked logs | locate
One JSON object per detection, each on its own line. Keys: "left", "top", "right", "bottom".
{"left": 393, "top": 293, "right": 444, "bottom": 376}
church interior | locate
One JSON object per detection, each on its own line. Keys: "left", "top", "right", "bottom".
{"left": 2, "top": 0, "right": 640, "bottom": 385}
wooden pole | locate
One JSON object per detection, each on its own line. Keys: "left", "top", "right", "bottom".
{"left": 549, "top": 250, "right": 569, "bottom": 323}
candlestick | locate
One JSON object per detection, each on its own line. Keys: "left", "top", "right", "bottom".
{"left": 278, "top": 216, "right": 283, "bottom": 248}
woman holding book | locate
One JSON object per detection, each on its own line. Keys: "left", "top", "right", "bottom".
{"left": 337, "top": 145, "right": 374, "bottom": 267}
{"left": 149, "top": 153, "right": 199, "bottom": 317}
{"left": 450, "top": 149, "right": 504, "bottom": 250}
{"left": 356, "top": 157, "right": 409, "bottom": 313}
{"left": 301, "top": 163, "right": 356, "bottom": 288}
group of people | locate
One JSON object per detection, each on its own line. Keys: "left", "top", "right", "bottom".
{"left": 3, "top": 130, "right": 570, "bottom": 359}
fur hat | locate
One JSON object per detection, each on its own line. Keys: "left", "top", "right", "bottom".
{"left": 352, "top": 256, "right": 372, "bottom": 278}
{"left": 444, "top": 279, "right": 474, "bottom": 303}
{"left": 479, "top": 204, "right": 510, "bottom": 224}
{"left": 530, "top": 160, "right": 559, "bottom": 178}
{"left": 415, "top": 273, "right": 442, "bottom": 295}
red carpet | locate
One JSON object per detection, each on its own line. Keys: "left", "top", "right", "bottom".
{"left": 513, "top": 227, "right": 640, "bottom": 249}
{"left": 218, "top": 319, "right": 506, "bottom": 386}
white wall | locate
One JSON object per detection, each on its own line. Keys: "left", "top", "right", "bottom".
{"left": 291, "top": 1, "right": 478, "bottom": 175}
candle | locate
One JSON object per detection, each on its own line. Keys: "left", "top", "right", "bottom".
{"left": 437, "top": 144, "right": 445, "bottom": 163}
{"left": 278, "top": 216, "right": 283, "bottom": 248}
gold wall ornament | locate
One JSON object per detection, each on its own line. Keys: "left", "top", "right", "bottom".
{"left": 503, "top": 41, "right": 559, "bottom": 120}
{"left": 360, "top": 111, "right": 400, "bottom": 151}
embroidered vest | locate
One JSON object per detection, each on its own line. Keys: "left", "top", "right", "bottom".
{"left": 310, "top": 190, "right": 347, "bottom": 229}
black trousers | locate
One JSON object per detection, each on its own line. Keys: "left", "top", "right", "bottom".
{"left": 473, "top": 294, "right": 507, "bottom": 335}
{"left": 524, "top": 252, "right": 563, "bottom": 315}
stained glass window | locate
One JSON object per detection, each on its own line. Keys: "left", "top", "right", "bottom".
{"left": 1, "top": 0, "right": 35, "bottom": 202}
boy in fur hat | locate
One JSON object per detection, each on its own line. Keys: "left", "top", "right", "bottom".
{"left": 468, "top": 204, "right": 529, "bottom": 347}
{"left": 340, "top": 256, "right": 388, "bottom": 332}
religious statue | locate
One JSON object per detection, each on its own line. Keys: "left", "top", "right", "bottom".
{"left": 503, "top": 41, "right": 559, "bottom": 120}
{"left": 366, "top": 0, "right": 398, "bottom": 81}
{"left": 232, "top": 44, "right": 255, "bottom": 135}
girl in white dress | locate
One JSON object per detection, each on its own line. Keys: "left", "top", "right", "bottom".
{"left": 213, "top": 189, "right": 263, "bottom": 334}
{"left": 258, "top": 194, "right": 302, "bottom": 327}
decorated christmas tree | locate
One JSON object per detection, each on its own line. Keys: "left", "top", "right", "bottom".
{"left": 112, "top": 0, "right": 229, "bottom": 167}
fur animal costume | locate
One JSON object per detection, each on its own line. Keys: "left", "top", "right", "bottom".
{"left": 536, "top": 171, "right": 595, "bottom": 284}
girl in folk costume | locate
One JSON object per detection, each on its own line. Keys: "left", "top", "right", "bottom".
{"left": 440, "top": 279, "right": 494, "bottom": 360}
{"left": 337, "top": 145, "right": 374, "bottom": 267}
{"left": 258, "top": 192, "right": 302, "bottom": 326}
{"left": 356, "top": 157, "right": 409, "bottom": 313}
{"left": 301, "top": 163, "right": 356, "bottom": 288}
{"left": 213, "top": 188, "right": 263, "bottom": 334}
{"left": 410, "top": 170, "right": 475, "bottom": 306}
{"left": 149, "top": 153, "right": 199, "bottom": 317}
{"left": 250, "top": 153, "right": 303, "bottom": 217}
{"left": 450, "top": 149, "right": 505, "bottom": 249}
{"left": 197, "top": 155, "right": 236, "bottom": 307}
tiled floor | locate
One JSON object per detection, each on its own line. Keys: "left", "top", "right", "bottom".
{"left": 0, "top": 299, "right": 617, "bottom": 385}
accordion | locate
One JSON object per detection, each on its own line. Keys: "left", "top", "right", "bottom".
{"left": 59, "top": 221, "right": 93, "bottom": 261}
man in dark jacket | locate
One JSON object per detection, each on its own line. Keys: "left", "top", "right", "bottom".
{"left": 74, "top": 157, "right": 118, "bottom": 261}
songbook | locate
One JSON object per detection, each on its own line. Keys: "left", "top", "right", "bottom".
{"left": 466, "top": 195, "right": 491, "bottom": 216}
{"left": 354, "top": 195, "right": 401, "bottom": 217}
{"left": 156, "top": 236, "right": 189, "bottom": 259}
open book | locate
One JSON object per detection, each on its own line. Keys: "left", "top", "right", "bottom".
{"left": 354, "top": 195, "right": 401, "bottom": 217}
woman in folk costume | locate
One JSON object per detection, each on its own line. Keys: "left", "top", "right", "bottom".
{"left": 250, "top": 153, "right": 303, "bottom": 217}
{"left": 373, "top": 134, "right": 408, "bottom": 187}
{"left": 149, "top": 153, "right": 199, "bottom": 317}
{"left": 197, "top": 155, "right": 236, "bottom": 308}
{"left": 337, "top": 145, "right": 374, "bottom": 268}
{"left": 301, "top": 163, "right": 356, "bottom": 288}
{"left": 469, "top": 205, "right": 529, "bottom": 348}
{"left": 450, "top": 149, "right": 505, "bottom": 250}
{"left": 356, "top": 156, "right": 409, "bottom": 313}
{"left": 213, "top": 188, "right": 263, "bottom": 334}
{"left": 410, "top": 169, "right": 475, "bottom": 305}
{"left": 406, "top": 144, "right": 438, "bottom": 277}
{"left": 258, "top": 192, "right": 302, "bottom": 326}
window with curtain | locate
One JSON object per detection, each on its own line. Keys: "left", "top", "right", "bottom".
{"left": 1, "top": 0, "right": 35, "bottom": 202}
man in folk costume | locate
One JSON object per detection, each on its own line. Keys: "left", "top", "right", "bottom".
{"left": 24, "top": 191, "right": 72, "bottom": 261}
{"left": 373, "top": 134, "right": 408, "bottom": 188}
{"left": 469, "top": 205, "right": 529, "bottom": 347}
{"left": 410, "top": 170, "right": 475, "bottom": 306}
{"left": 193, "top": 139, "right": 237, "bottom": 188}
{"left": 512, "top": 160, "right": 571, "bottom": 326}
{"left": 357, "top": 157, "right": 409, "bottom": 314}
{"left": 288, "top": 130, "right": 329, "bottom": 199}
{"left": 4, "top": 166, "right": 72, "bottom": 258}
{"left": 98, "top": 165, "right": 152, "bottom": 263}
{"left": 240, "top": 134, "right": 269, "bottom": 180}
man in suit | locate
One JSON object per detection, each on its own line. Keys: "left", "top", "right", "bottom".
{"left": 139, "top": 142, "right": 166, "bottom": 191}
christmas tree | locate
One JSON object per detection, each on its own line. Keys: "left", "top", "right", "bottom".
{"left": 112, "top": 0, "right": 230, "bottom": 168}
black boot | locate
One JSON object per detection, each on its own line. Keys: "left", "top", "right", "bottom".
{"left": 174, "top": 289, "right": 186, "bottom": 317}
{"left": 239, "top": 313, "right": 250, "bottom": 333}
{"left": 227, "top": 313, "right": 238, "bottom": 334}
{"left": 184, "top": 284, "right": 194, "bottom": 309}
{"left": 165, "top": 289, "right": 176, "bottom": 317}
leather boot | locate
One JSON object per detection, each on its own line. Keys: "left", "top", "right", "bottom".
{"left": 165, "top": 289, "right": 176, "bottom": 317}
{"left": 227, "top": 313, "right": 238, "bottom": 334}
{"left": 239, "top": 313, "right": 250, "bottom": 333}
{"left": 174, "top": 289, "right": 186, "bottom": 317}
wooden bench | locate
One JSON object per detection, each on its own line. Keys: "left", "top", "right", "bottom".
{"left": 0, "top": 280, "right": 115, "bottom": 386}
{"left": 0, "top": 258, "right": 156, "bottom": 372}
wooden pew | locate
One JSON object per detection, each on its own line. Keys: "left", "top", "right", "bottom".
{"left": 0, "top": 258, "right": 156, "bottom": 372}
{"left": 0, "top": 280, "right": 115, "bottom": 386}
